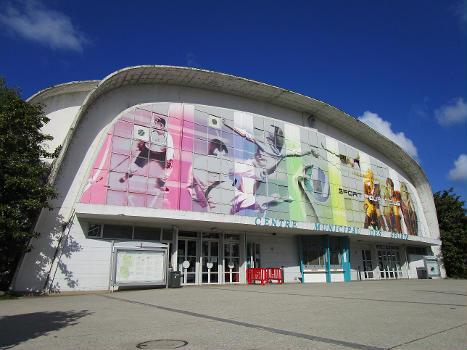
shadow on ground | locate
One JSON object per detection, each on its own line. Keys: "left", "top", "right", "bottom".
{"left": 0, "top": 310, "right": 91, "bottom": 349}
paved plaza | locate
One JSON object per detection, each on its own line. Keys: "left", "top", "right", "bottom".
{"left": 0, "top": 279, "right": 465, "bottom": 350}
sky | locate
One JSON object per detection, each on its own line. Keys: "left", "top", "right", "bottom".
{"left": 1, "top": 0, "right": 466, "bottom": 202}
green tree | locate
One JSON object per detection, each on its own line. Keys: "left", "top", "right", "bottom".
{"left": 0, "top": 78, "right": 58, "bottom": 289}
{"left": 433, "top": 188, "right": 467, "bottom": 278}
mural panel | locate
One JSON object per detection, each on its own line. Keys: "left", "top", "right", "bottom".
{"left": 81, "top": 103, "right": 423, "bottom": 236}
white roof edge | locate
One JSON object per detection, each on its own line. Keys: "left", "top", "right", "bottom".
{"left": 27, "top": 80, "right": 100, "bottom": 103}
{"left": 42, "top": 65, "right": 439, "bottom": 239}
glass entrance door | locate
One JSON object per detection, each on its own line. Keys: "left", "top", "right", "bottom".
{"left": 178, "top": 239, "right": 197, "bottom": 284}
{"left": 202, "top": 240, "right": 219, "bottom": 284}
{"left": 247, "top": 242, "right": 261, "bottom": 268}
{"left": 361, "top": 249, "right": 374, "bottom": 279}
{"left": 377, "top": 246, "right": 402, "bottom": 279}
{"left": 224, "top": 242, "right": 240, "bottom": 283}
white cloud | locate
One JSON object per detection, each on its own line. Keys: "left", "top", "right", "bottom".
{"left": 358, "top": 111, "right": 419, "bottom": 160}
{"left": 435, "top": 97, "right": 467, "bottom": 126}
{"left": 410, "top": 96, "right": 429, "bottom": 118}
{"left": 455, "top": 0, "right": 467, "bottom": 24}
{"left": 186, "top": 53, "right": 199, "bottom": 67}
{"left": 448, "top": 154, "right": 467, "bottom": 182}
{"left": 0, "top": 0, "right": 87, "bottom": 52}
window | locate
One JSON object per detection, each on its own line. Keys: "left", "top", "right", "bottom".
{"left": 224, "top": 234, "right": 240, "bottom": 241}
{"left": 179, "top": 231, "right": 197, "bottom": 238}
{"left": 88, "top": 223, "right": 171, "bottom": 242}
{"left": 162, "top": 228, "right": 173, "bottom": 241}
{"left": 302, "top": 236, "right": 343, "bottom": 268}
{"left": 134, "top": 226, "right": 160, "bottom": 241}
{"left": 202, "top": 233, "right": 219, "bottom": 239}
{"left": 87, "top": 224, "right": 102, "bottom": 237}
{"left": 407, "top": 246, "right": 426, "bottom": 255}
{"left": 247, "top": 242, "right": 261, "bottom": 268}
{"left": 329, "top": 237, "right": 342, "bottom": 266}
{"left": 102, "top": 225, "right": 132, "bottom": 239}
{"left": 303, "top": 236, "right": 326, "bottom": 267}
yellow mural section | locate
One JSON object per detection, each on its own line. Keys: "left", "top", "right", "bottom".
{"left": 325, "top": 137, "right": 347, "bottom": 225}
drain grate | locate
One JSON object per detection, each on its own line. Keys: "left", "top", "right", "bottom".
{"left": 136, "top": 340, "right": 188, "bottom": 349}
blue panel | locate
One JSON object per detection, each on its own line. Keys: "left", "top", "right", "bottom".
{"left": 298, "top": 235, "right": 305, "bottom": 283}
{"left": 341, "top": 236, "right": 351, "bottom": 282}
{"left": 324, "top": 235, "right": 331, "bottom": 283}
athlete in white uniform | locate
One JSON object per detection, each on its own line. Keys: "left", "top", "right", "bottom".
{"left": 223, "top": 119, "right": 317, "bottom": 214}
{"left": 120, "top": 116, "right": 174, "bottom": 195}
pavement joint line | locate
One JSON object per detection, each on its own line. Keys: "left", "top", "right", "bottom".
{"left": 413, "top": 290, "right": 467, "bottom": 296}
{"left": 97, "top": 294, "right": 387, "bottom": 350}
{"left": 386, "top": 323, "right": 467, "bottom": 349}
{"left": 208, "top": 287, "right": 467, "bottom": 307}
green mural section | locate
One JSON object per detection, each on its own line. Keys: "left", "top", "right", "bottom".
{"left": 285, "top": 123, "right": 306, "bottom": 222}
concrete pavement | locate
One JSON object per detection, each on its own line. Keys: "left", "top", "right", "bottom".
{"left": 0, "top": 279, "right": 465, "bottom": 350}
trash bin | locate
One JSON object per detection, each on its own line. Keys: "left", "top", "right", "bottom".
{"left": 416, "top": 267, "right": 427, "bottom": 279}
{"left": 168, "top": 271, "right": 182, "bottom": 288}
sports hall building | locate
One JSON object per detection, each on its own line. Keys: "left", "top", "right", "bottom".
{"left": 11, "top": 66, "right": 444, "bottom": 292}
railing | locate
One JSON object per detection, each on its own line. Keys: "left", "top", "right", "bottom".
{"left": 247, "top": 268, "right": 283, "bottom": 285}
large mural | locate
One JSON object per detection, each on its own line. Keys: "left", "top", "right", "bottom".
{"left": 81, "top": 103, "right": 422, "bottom": 236}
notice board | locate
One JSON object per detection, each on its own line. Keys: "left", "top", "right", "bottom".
{"left": 112, "top": 242, "right": 168, "bottom": 287}
{"left": 115, "top": 250, "right": 165, "bottom": 284}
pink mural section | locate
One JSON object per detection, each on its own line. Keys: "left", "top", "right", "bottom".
{"left": 179, "top": 105, "right": 194, "bottom": 211}
{"left": 81, "top": 129, "right": 113, "bottom": 204}
{"left": 81, "top": 104, "right": 195, "bottom": 211}
{"left": 165, "top": 103, "right": 183, "bottom": 210}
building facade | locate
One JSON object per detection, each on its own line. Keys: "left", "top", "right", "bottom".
{"left": 11, "top": 66, "right": 444, "bottom": 292}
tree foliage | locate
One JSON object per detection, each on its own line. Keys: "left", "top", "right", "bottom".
{"left": 0, "top": 78, "right": 58, "bottom": 289}
{"left": 433, "top": 188, "right": 467, "bottom": 278}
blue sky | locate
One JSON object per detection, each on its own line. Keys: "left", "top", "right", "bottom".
{"left": 1, "top": 0, "right": 466, "bottom": 202}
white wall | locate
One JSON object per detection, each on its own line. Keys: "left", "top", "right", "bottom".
{"left": 331, "top": 272, "right": 345, "bottom": 282}
{"left": 48, "top": 218, "right": 113, "bottom": 292}
{"left": 408, "top": 254, "right": 425, "bottom": 279}
{"left": 40, "top": 91, "right": 90, "bottom": 160}
{"left": 303, "top": 273, "right": 327, "bottom": 283}
{"left": 247, "top": 234, "right": 301, "bottom": 283}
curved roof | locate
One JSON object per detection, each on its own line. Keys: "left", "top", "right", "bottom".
{"left": 27, "top": 80, "right": 99, "bottom": 103}
{"left": 32, "top": 65, "right": 439, "bottom": 238}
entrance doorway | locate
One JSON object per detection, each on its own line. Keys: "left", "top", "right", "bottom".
{"left": 201, "top": 235, "right": 219, "bottom": 284}
{"left": 177, "top": 232, "right": 244, "bottom": 285}
{"left": 177, "top": 238, "right": 197, "bottom": 284}
{"left": 361, "top": 249, "right": 374, "bottom": 279}
{"left": 224, "top": 235, "right": 240, "bottom": 283}
{"left": 377, "top": 245, "right": 402, "bottom": 279}
{"left": 247, "top": 242, "right": 261, "bottom": 268}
